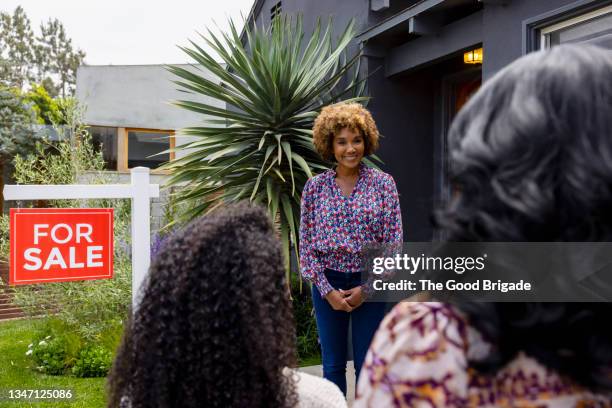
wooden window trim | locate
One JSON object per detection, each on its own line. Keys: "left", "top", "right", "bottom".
{"left": 118, "top": 128, "right": 175, "bottom": 174}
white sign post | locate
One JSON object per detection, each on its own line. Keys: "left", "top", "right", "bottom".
{"left": 3, "top": 167, "right": 160, "bottom": 307}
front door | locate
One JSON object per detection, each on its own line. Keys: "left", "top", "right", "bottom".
{"left": 436, "top": 68, "right": 482, "bottom": 210}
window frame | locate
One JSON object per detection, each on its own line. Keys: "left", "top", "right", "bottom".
{"left": 523, "top": 0, "right": 612, "bottom": 53}
{"left": 540, "top": 3, "right": 612, "bottom": 48}
{"left": 118, "top": 127, "right": 175, "bottom": 173}
{"left": 270, "top": 1, "right": 282, "bottom": 23}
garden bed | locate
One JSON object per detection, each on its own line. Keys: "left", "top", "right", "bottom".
{"left": 0, "top": 318, "right": 106, "bottom": 408}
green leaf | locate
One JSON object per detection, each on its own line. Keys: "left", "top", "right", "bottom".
{"left": 280, "top": 193, "right": 300, "bottom": 270}
{"left": 251, "top": 145, "right": 275, "bottom": 200}
{"left": 280, "top": 219, "right": 290, "bottom": 280}
{"left": 281, "top": 141, "right": 295, "bottom": 195}
{"left": 291, "top": 152, "right": 313, "bottom": 179}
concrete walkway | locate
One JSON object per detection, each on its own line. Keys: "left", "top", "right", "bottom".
{"left": 299, "top": 361, "right": 356, "bottom": 406}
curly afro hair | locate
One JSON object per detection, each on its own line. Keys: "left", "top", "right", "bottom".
{"left": 436, "top": 45, "right": 612, "bottom": 392}
{"left": 313, "top": 102, "right": 379, "bottom": 161}
{"left": 107, "top": 202, "right": 298, "bottom": 408}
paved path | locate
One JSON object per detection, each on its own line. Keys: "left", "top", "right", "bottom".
{"left": 299, "top": 361, "right": 356, "bottom": 406}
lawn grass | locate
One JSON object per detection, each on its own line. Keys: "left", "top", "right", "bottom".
{"left": 298, "top": 354, "right": 322, "bottom": 367}
{"left": 0, "top": 318, "right": 321, "bottom": 407}
{"left": 0, "top": 319, "right": 106, "bottom": 408}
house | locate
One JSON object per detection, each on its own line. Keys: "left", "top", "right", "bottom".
{"left": 76, "top": 64, "right": 223, "bottom": 230}
{"left": 76, "top": 64, "right": 222, "bottom": 172}
{"left": 245, "top": 0, "right": 612, "bottom": 240}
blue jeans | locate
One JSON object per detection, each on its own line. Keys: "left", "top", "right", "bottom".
{"left": 311, "top": 268, "right": 387, "bottom": 396}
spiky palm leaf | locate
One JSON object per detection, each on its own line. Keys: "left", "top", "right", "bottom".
{"left": 163, "top": 15, "right": 370, "bottom": 278}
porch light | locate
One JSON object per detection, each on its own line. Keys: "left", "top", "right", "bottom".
{"left": 464, "top": 47, "right": 483, "bottom": 64}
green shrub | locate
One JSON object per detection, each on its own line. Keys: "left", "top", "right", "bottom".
{"left": 29, "top": 336, "right": 68, "bottom": 375}
{"left": 292, "top": 277, "right": 320, "bottom": 362}
{"left": 34, "top": 318, "right": 83, "bottom": 356}
{"left": 22, "top": 84, "right": 63, "bottom": 125}
{"left": 25, "top": 319, "right": 81, "bottom": 375}
{"left": 71, "top": 345, "right": 112, "bottom": 378}
{"left": 94, "top": 317, "right": 125, "bottom": 353}
{"left": 0, "top": 214, "right": 8, "bottom": 262}
{"left": 23, "top": 317, "right": 119, "bottom": 378}
{"left": 26, "top": 322, "right": 84, "bottom": 376}
{"left": 12, "top": 104, "right": 106, "bottom": 188}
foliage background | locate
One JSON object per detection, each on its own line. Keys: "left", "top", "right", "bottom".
{"left": 0, "top": 85, "right": 39, "bottom": 209}
{"left": 0, "top": 104, "right": 131, "bottom": 377}
{"left": 0, "top": 6, "right": 85, "bottom": 96}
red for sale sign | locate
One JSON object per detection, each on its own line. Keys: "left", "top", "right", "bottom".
{"left": 10, "top": 208, "right": 114, "bottom": 285}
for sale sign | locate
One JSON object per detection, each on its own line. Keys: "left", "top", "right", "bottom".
{"left": 9, "top": 208, "right": 114, "bottom": 285}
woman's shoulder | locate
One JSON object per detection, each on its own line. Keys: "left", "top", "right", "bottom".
{"left": 363, "top": 165, "right": 397, "bottom": 187}
{"left": 286, "top": 369, "right": 348, "bottom": 408}
{"left": 375, "top": 301, "right": 480, "bottom": 350}
{"left": 355, "top": 302, "right": 490, "bottom": 406}
{"left": 309, "top": 171, "right": 330, "bottom": 184}
{"left": 304, "top": 170, "right": 333, "bottom": 192}
{"left": 382, "top": 301, "right": 489, "bottom": 354}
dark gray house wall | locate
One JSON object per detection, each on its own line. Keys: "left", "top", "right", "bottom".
{"left": 247, "top": 0, "right": 370, "bottom": 39}
{"left": 482, "top": 0, "right": 586, "bottom": 79}
{"left": 245, "top": 0, "right": 612, "bottom": 241}
{"left": 246, "top": 0, "right": 371, "bottom": 60}
{"left": 366, "top": 64, "right": 437, "bottom": 240}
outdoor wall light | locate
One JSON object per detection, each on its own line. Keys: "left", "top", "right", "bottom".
{"left": 464, "top": 47, "right": 483, "bottom": 64}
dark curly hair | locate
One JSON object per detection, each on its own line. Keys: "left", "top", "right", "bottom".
{"left": 436, "top": 45, "right": 612, "bottom": 391}
{"left": 107, "top": 202, "right": 298, "bottom": 408}
{"left": 313, "top": 103, "right": 380, "bottom": 161}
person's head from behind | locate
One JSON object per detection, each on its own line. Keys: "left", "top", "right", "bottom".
{"left": 107, "top": 202, "right": 297, "bottom": 408}
{"left": 436, "top": 45, "right": 612, "bottom": 391}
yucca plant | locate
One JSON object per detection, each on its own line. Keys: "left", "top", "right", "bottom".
{"left": 163, "top": 15, "right": 372, "bottom": 278}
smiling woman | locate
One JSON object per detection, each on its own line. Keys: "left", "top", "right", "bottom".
{"left": 300, "top": 102, "right": 403, "bottom": 397}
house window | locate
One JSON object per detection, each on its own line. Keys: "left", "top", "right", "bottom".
{"left": 126, "top": 129, "right": 174, "bottom": 170}
{"left": 89, "top": 126, "right": 118, "bottom": 170}
{"left": 540, "top": 4, "right": 612, "bottom": 48}
{"left": 87, "top": 126, "right": 174, "bottom": 171}
{"left": 271, "top": 2, "right": 282, "bottom": 23}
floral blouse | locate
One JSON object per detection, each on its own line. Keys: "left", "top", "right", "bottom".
{"left": 299, "top": 163, "right": 403, "bottom": 297}
{"left": 355, "top": 302, "right": 612, "bottom": 407}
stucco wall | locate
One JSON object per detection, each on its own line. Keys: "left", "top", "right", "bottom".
{"left": 76, "top": 64, "right": 224, "bottom": 152}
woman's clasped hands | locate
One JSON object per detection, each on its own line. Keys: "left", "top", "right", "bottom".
{"left": 325, "top": 286, "right": 364, "bottom": 312}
